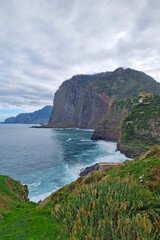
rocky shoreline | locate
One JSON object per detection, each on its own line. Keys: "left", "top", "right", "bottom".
{"left": 79, "top": 162, "right": 119, "bottom": 176}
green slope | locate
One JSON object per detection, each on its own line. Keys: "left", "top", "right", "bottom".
{"left": 119, "top": 94, "right": 160, "bottom": 157}
{"left": 0, "top": 145, "right": 160, "bottom": 239}
{"left": 92, "top": 94, "right": 160, "bottom": 157}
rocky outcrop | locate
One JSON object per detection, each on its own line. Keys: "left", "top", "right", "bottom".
{"left": 79, "top": 162, "right": 119, "bottom": 176}
{"left": 91, "top": 99, "right": 132, "bottom": 140}
{"left": 49, "top": 68, "right": 160, "bottom": 129}
{"left": 92, "top": 94, "right": 160, "bottom": 158}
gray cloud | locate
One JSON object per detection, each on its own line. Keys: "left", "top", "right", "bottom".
{"left": 0, "top": 0, "right": 160, "bottom": 116}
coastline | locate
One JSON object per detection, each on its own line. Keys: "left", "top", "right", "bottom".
{"left": 0, "top": 124, "right": 130, "bottom": 203}
{"left": 79, "top": 162, "right": 119, "bottom": 176}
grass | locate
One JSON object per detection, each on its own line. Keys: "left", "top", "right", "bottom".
{"left": 0, "top": 145, "right": 160, "bottom": 239}
{"left": 120, "top": 94, "right": 160, "bottom": 154}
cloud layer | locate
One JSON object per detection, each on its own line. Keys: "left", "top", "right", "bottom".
{"left": 0, "top": 0, "right": 160, "bottom": 118}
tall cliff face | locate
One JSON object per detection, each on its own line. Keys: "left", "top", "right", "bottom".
{"left": 49, "top": 76, "right": 112, "bottom": 128}
{"left": 49, "top": 68, "right": 160, "bottom": 129}
{"left": 91, "top": 99, "right": 132, "bottom": 140}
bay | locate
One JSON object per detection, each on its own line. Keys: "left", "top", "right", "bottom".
{"left": 0, "top": 124, "right": 129, "bottom": 202}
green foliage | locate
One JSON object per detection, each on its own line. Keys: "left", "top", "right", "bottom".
{"left": 0, "top": 175, "right": 28, "bottom": 217}
{"left": 120, "top": 94, "right": 160, "bottom": 153}
{"left": 0, "top": 145, "right": 160, "bottom": 239}
{"left": 92, "top": 68, "right": 160, "bottom": 99}
{"left": 0, "top": 202, "right": 61, "bottom": 240}
{"left": 52, "top": 178, "right": 159, "bottom": 240}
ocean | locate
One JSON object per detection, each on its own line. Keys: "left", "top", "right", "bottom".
{"left": 0, "top": 124, "right": 129, "bottom": 202}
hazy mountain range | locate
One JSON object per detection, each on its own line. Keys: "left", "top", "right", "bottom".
{"left": 3, "top": 105, "right": 52, "bottom": 124}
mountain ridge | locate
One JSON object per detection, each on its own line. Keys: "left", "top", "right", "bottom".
{"left": 4, "top": 105, "right": 53, "bottom": 124}
{"left": 49, "top": 67, "right": 160, "bottom": 129}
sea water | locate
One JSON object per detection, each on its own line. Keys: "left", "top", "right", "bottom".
{"left": 0, "top": 124, "right": 129, "bottom": 202}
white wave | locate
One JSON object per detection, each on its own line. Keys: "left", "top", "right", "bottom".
{"left": 95, "top": 151, "right": 131, "bottom": 164}
{"left": 76, "top": 128, "right": 94, "bottom": 132}
{"left": 80, "top": 139, "right": 90, "bottom": 142}
{"left": 97, "top": 140, "right": 117, "bottom": 153}
{"left": 30, "top": 189, "right": 58, "bottom": 203}
{"left": 64, "top": 164, "right": 78, "bottom": 182}
{"left": 66, "top": 138, "right": 72, "bottom": 142}
{"left": 27, "top": 181, "right": 41, "bottom": 188}
{"left": 54, "top": 128, "right": 93, "bottom": 131}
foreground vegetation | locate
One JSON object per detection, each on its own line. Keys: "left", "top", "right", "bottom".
{"left": 0, "top": 145, "right": 160, "bottom": 239}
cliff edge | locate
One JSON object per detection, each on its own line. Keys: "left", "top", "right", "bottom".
{"left": 49, "top": 68, "right": 160, "bottom": 129}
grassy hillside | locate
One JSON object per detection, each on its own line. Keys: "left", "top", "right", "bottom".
{"left": 0, "top": 176, "right": 29, "bottom": 218}
{"left": 92, "top": 94, "right": 160, "bottom": 158}
{"left": 119, "top": 94, "right": 160, "bottom": 157}
{"left": 0, "top": 145, "right": 160, "bottom": 239}
{"left": 92, "top": 68, "right": 160, "bottom": 99}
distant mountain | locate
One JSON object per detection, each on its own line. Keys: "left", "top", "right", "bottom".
{"left": 49, "top": 67, "right": 160, "bottom": 129}
{"left": 4, "top": 105, "right": 53, "bottom": 124}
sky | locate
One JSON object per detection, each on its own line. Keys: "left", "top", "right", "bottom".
{"left": 0, "top": 0, "right": 160, "bottom": 121}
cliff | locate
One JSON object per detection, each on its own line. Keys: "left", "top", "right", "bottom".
{"left": 49, "top": 75, "right": 111, "bottom": 129}
{"left": 91, "top": 98, "right": 133, "bottom": 140}
{"left": 118, "top": 94, "right": 160, "bottom": 157}
{"left": 92, "top": 94, "right": 160, "bottom": 157}
{"left": 49, "top": 68, "right": 160, "bottom": 129}
{"left": 4, "top": 105, "right": 52, "bottom": 124}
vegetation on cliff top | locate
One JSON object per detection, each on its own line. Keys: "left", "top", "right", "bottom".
{"left": 92, "top": 94, "right": 160, "bottom": 157}
{"left": 0, "top": 145, "right": 160, "bottom": 239}
{"left": 119, "top": 94, "right": 160, "bottom": 156}
{"left": 49, "top": 68, "right": 160, "bottom": 129}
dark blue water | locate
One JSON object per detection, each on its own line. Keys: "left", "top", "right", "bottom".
{"left": 0, "top": 124, "right": 129, "bottom": 202}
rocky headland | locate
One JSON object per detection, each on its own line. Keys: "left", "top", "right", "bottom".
{"left": 49, "top": 67, "right": 160, "bottom": 130}
{"left": 92, "top": 94, "right": 160, "bottom": 157}
{"left": 47, "top": 67, "right": 160, "bottom": 157}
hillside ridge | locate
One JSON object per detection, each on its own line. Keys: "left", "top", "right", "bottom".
{"left": 49, "top": 68, "right": 160, "bottom": 129}
{"left": 4, "top": 105, "right": 52, "bottom": 124}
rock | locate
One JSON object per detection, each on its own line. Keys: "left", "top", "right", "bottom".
{"left": 49, "top": 68, "right": 160, "bottom": 129}
{"left": 80, "top": 162, "right": 119, "bottom": 176}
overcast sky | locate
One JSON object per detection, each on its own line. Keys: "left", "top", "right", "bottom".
{"left": 0, "top": 0, "right": 160, "bottom": 121}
